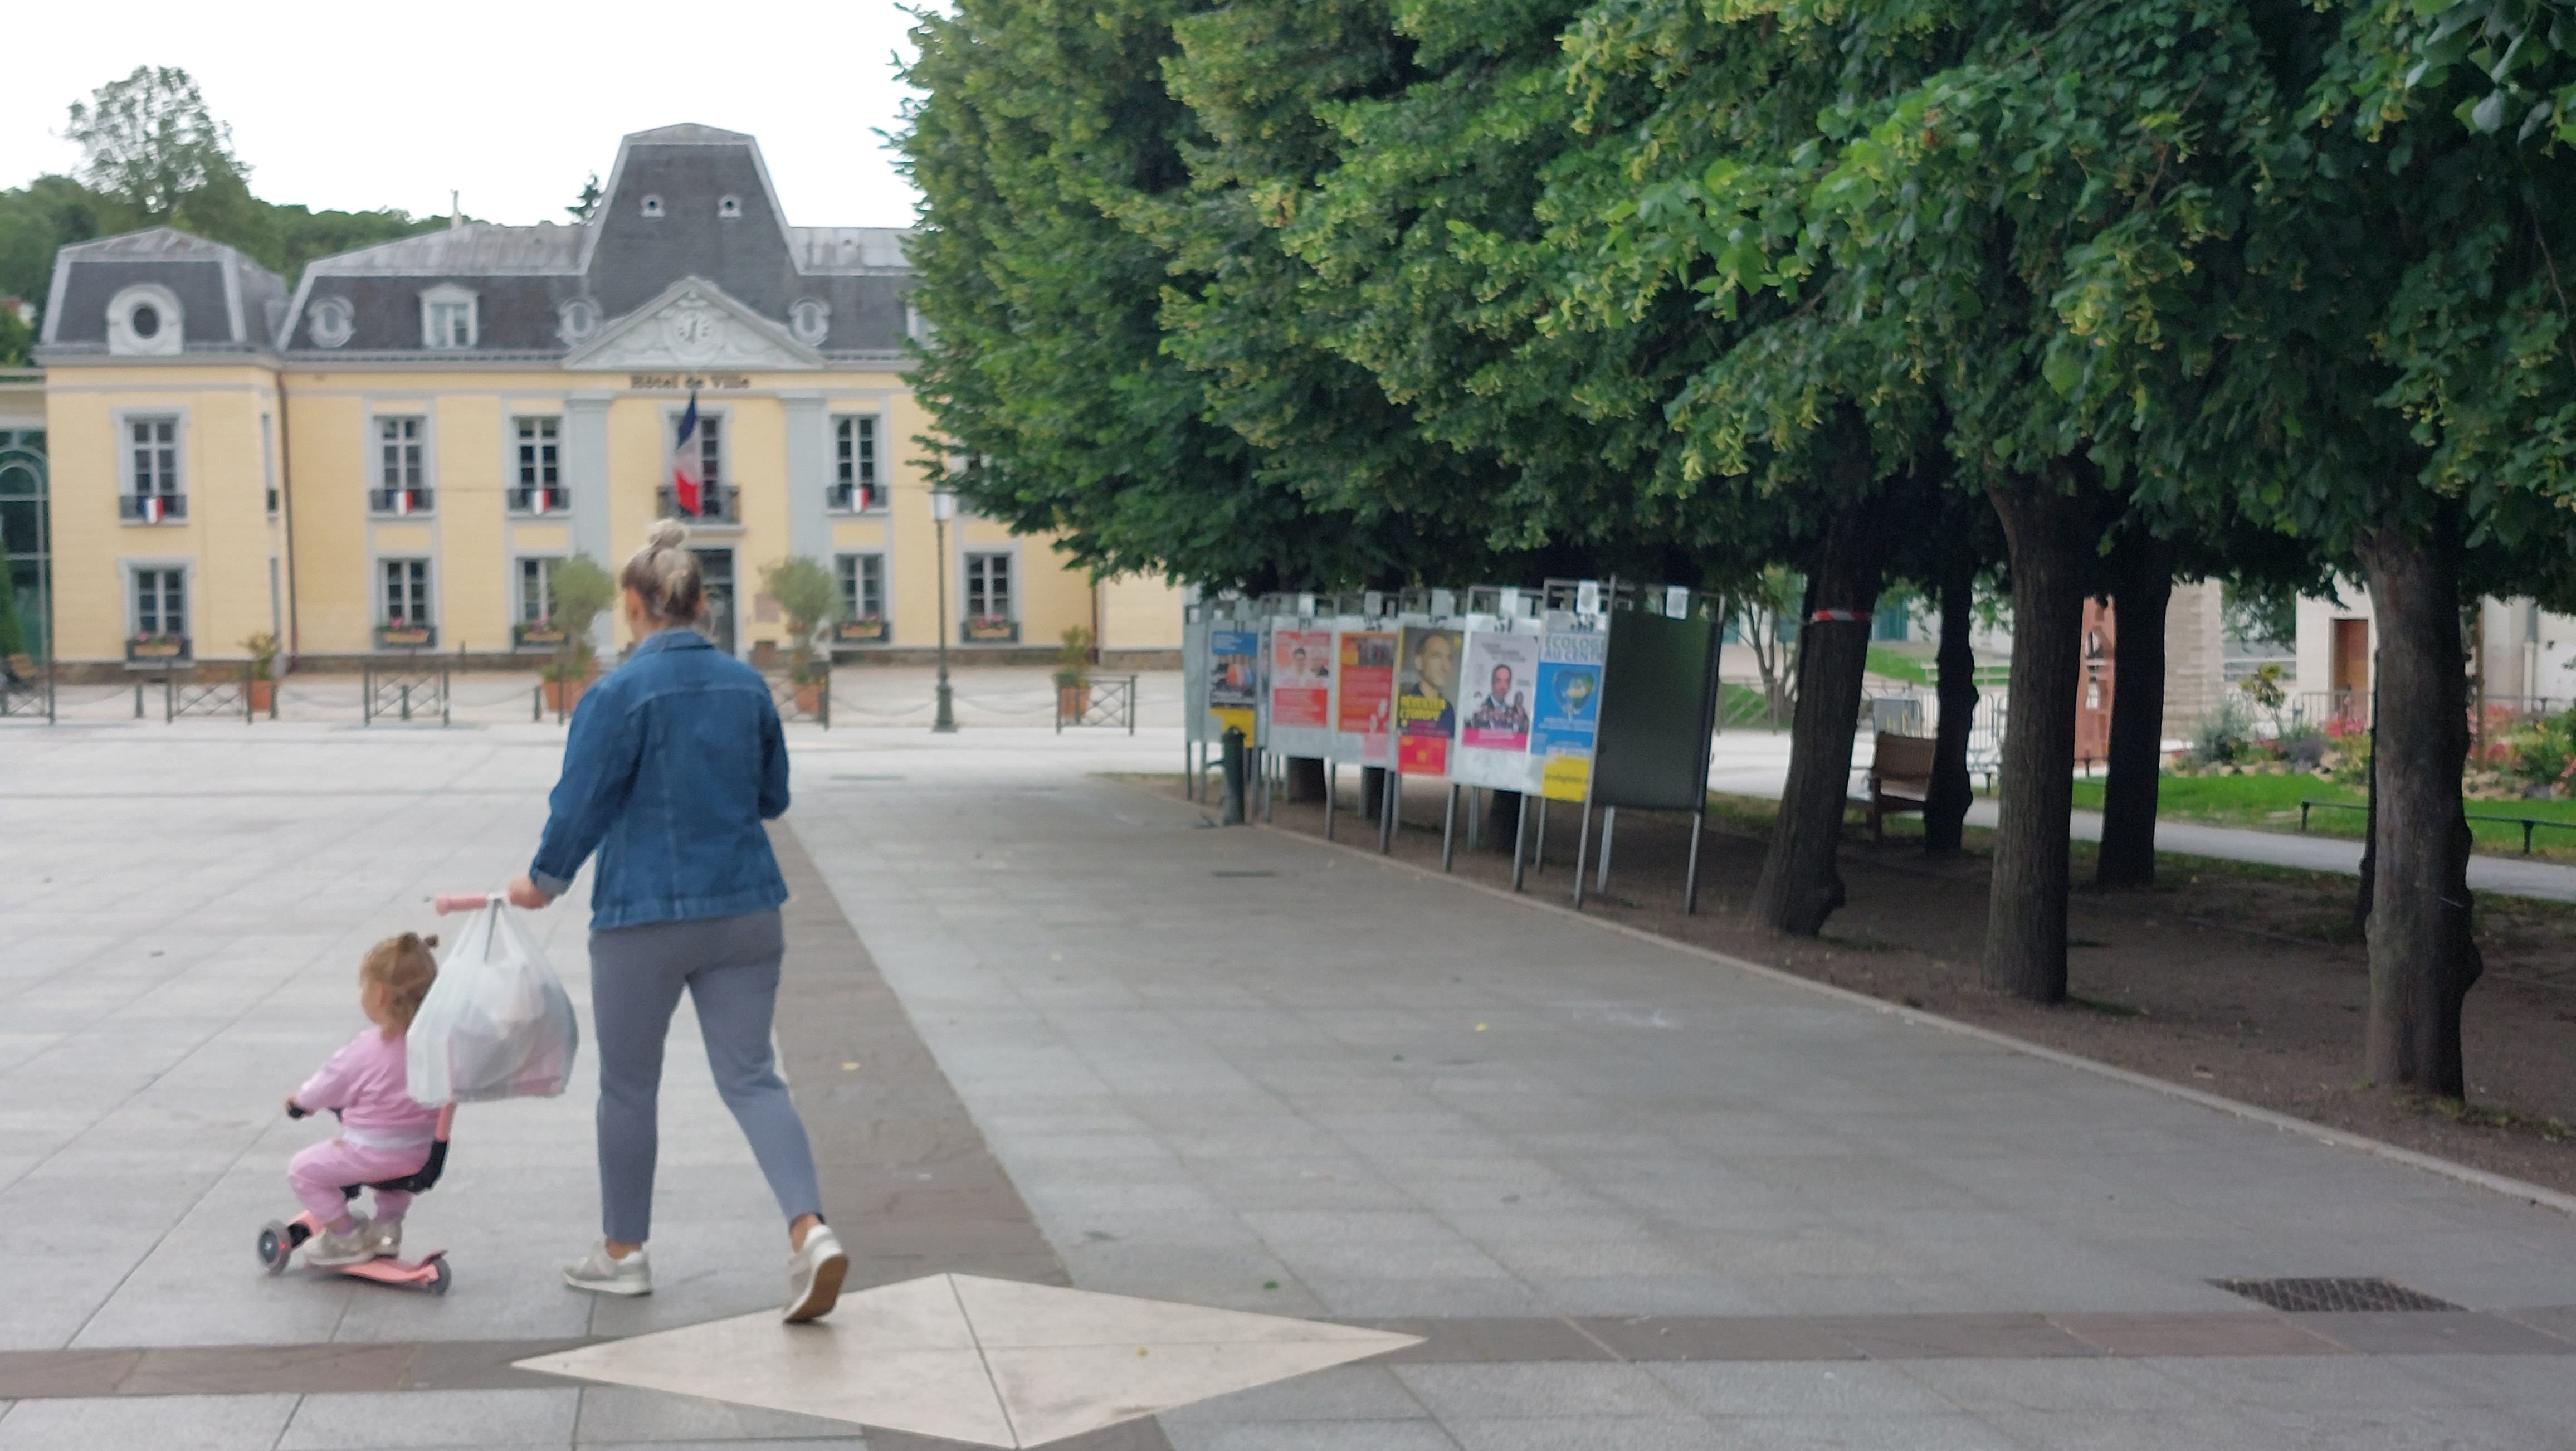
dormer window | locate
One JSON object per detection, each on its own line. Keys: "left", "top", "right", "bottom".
{"left": 788, "top": 297, "right": 830, "bottom": 345}
{"left": 308, "top": 297, "right": 354, "bottom": 349}
{"left": 640, "top": 194, "right": 664, "bottom": 217}
{"left": 420, "top": 284, "right": 477, "bottom": 349}
{"left": 106, "top": 283, "right": 184, "bottom": 357}
{"left": 719, "top": 195, "right": 742, "bottom": 220}
{"left": 557, "top": 296, "right": 601, "bottom": 345}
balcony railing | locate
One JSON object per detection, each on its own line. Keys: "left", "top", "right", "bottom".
{"left": 656, "top": 485, "right": 735, "bottom": 522}
{"left": 368, "top": 488, "right": 435, "bottom": 516}
{"left": 119, "top": 494, "right": 187, "bottom": 523}
{"left": 508, "top": 484, "right": 571, "bottom": 515}
{"left": 826, "top": 481, "right": 884, "bottom": 513}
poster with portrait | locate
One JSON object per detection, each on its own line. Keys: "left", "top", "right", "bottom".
{"left": 1451, "top": 630, "right": 1543, "bottom": 791}
{"left": 1335, "top": 629, "right": 1396, "bottom": 767}
{"left": 1394, "top": 624, "right": 1463, "bottom": 776}
{"left": 1266, "top": 625, "right": 1336, "bottom": 757}
{"left": 1532, "top": 629, "right": 1607, "bottom": 801}
{"left": 1209, "top": 626, "right": 1260, "bottom": 742}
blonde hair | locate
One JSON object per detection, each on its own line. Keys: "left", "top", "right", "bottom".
{"left": 621, "top": 519, "right": 704, "bottom": 625}
{"left": 363, "top": 932, "right": 440, "bottom": 1033}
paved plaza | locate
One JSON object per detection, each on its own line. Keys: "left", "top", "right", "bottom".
{"left": 1, "top": 715, "right": 2573, "bottom": 1448}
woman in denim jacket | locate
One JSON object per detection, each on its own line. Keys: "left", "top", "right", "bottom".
{"left": 508, "top": 520, "right": 847, "bottom": 1323}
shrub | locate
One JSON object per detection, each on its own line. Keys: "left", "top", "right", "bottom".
{"left": 2192, "top": 695, "right": 2258, "bottom": 767}
{"left": 759, "top": 557, "right": 842, "bottom": 684}
{"left": 2499, "top": 707, "right": 2576, "bottom": 798}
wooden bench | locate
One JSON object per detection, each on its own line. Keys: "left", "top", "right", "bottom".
{"left": 1867, "top": 731, "right": 1937, "bottom": 841}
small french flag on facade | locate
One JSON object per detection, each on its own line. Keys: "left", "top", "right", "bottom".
{"left": 670, "top": 391, "right": 703, "bottom": 515}
{"left": 395, "top": 490, "right": 413, "bottom": 516}
{"left": 142, "top": 495, "right": 164, "bottom": 523}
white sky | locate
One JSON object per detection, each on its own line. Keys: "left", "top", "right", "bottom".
{"left": 2, "top": 1, "right": 926, "bottom": 228}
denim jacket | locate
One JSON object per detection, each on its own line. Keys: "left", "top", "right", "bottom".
{"left": 529, "top": 629, "right": 791, "bottom": 929}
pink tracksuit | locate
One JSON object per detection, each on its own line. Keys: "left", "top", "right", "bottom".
{"left": 290, "top": 1028, "right": 441, "bottom": 1226}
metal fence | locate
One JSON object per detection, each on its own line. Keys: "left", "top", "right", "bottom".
{"left": 363, "top": 664, "right": 452, "bottom": 726}
{"left": 1056, "top": 675, "right": 1139, "bottom": 733}
{"left": 0, "top": 663, "right": 52, "bottom": 722}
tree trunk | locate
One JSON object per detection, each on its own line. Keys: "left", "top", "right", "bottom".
{"left": 2356, "top": 695, "right": 2378, "bottom": 934}
{"left": 1360, "top": 765, "right": 1388, "bottom": 818}
{"left": 1480, "top": 790, "right": 1523, "bottom": 853}
{"left": 1924, "top": 548, "right": 1979, "bottom": 855}
{"left": 2096, "top": 535, "right": 2175, "bottom": 888}
{"left": 2354, "top": 523, "right": 2482, "bottom": 1098}
{"left": 1982, "top": 473, "right": 2093, "bottom": 1002}
{"left": 1285, "top": 756, "right": 1326, "bottom": 802}
{"left": 1749, "top": 464, "right": 1889, "bottom": 934}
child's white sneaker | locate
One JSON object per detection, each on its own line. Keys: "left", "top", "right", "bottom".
{"left": 305, "top": 1220, "right": 376, "bottom": 1267}
{"left": 782, "top": 1224, "right": 847, "bottom": 1323}
{"left": 357, "top": 1218, "right": 403, "bottom": 1259}
{"left": 563, "top": 1240, "right": 652, "bottom": 1296}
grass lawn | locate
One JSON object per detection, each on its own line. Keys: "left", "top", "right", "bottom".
{"left": 1865, "top": 646, "right": 1928, "bottom": 684}
{"left": 2068, "top": 772, "right": 2576, "bottom": 860}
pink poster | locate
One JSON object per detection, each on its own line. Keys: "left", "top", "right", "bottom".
{"left": 1270, "top": 630, "right": 1333, "bottom": 730}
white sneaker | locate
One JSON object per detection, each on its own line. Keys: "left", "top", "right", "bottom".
{"left": 357, "top": 1218, "right": 403, "bottom": 1259}
{"left": 782, "top": 1224, "right": 848, "bottom": 1323}
{"left": 563, "top": 1240, "right": 653, "bottom": 1297}
{"left": 305, "top": 1220, "right": 375, "bottom": 1268}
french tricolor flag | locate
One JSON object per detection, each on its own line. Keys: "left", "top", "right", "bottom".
{"left": 670, "top": 392, "right": 703, "bottom": 515}
{"left": 141, "top": 495, "right": 165, "bottom": 523}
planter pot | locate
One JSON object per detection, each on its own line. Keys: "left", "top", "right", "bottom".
{"left": 794, "top": 681, "right": 825, "bottom": 715}
{"left": 1058, "top": 684, "right": 1091, "bottom": 718}
{"left": 543, "top": 678, "right": 588, "bottom": 713}
{"left": 247, "top": 679, "right": 276, "bottom": 713}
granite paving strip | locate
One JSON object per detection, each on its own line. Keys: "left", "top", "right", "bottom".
{"left": 3, "top": 1309, "right": 2564, "bottom": 1400}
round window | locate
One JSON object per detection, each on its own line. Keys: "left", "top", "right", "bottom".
{"left": 130, "top": 304, "right": 161, "bottom": 339}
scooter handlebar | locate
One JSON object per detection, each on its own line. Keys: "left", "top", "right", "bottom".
{"left": 432, "top": 893, "right": 492, "bottom": 915}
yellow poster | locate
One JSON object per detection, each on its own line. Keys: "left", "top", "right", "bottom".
{"left": 1541, "top": 754, "right": 1592, "bottom": 802}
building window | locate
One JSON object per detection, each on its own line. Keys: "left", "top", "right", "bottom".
{"left": 836, "top": 553, "right": 885, "bottom": 627}
{"left": 789, "top": 297, "right": 830, "bottom": 346}
{"left": 133, "top": 567, "right": 186, "bottom": 641}
{"left": 381, "top": 558, "right": 433, "bottom": 638}
{"left": 511, "top": 417, "right": 563, "bottom": 512}
{"left": 373, "top": 417, "right": 430, "bottom": 513}
{"left": 519, "top": 557, "right": 558, "bottom": 625}
{"left": 261, "top": 415, "right": 277, "bottom": 517}
{"left": 718, "top": 194, "right": 742, "bottom": 219}
{"left": 420, "top": 284, "right": 477, "bottom": 349}
{"left": 641, "top": 194, "right": 664, "bottom": 217}
{"left": 557, "top": 296, "right": 600, "bottom": 345}
{"left": 831, "top": 416, "right": 879, "bottom": 510}
{"left": 123, "top": 417, "right": 184, "bottom": 522}
{"left": 308, "top": 296, "right": 354, "bottom": 349}
{"left": 662, "top": 413, "right": 728, "bottom": 519}
{"left": 108, "top": 284, "right": 184, "bottom": 356}
{"left": 965, "top": 552, "right": 1012, "bottom": 622}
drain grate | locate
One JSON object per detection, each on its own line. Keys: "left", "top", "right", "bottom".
{"left": 2211, "top": 1277, "right": 2461, "bottom": 1313}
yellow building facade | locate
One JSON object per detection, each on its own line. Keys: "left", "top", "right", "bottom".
{"left": 34, "top": 125, "right": 1180, "bottom": 674}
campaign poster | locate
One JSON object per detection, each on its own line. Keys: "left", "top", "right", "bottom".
{"left": 1452, "top": 631, "right": 1542, "bottom": 791}
{"left": 1336, "top": 630, "right": 1396, "bottom": 767}
{"left": 1210, "top": 626, "right": 1259, "bottom": 741}
{"left": 1270, "top": 629, "right": 1334, "bottom": 731}
{"left": 1533, "top": 630, "right": 1607, "bottom": 801}
{"left": 1394, "top": 624, "right": 1463, "bottom": 776}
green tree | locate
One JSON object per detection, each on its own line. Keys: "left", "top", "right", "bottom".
{"left": 65, "top": 66, "right": 242, "bottom": 217}
{"left": 569, "top": 173, "right": 604, "bottom": 223}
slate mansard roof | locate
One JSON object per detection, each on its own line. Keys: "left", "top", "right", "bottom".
{"left": 38, "top": 124, "right": 916, "bottom": 365}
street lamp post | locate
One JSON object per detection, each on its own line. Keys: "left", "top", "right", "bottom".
{"left": 931, "top": 488, "right": 957, "bottom": 733}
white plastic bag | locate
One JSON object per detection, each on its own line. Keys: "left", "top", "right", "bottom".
{"left": 407, "top": 900, "right": 580, "bottom": 1105}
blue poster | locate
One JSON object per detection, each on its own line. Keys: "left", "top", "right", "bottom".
{"left": 1533, "top": 631, "right": 1606, "bottom": 802}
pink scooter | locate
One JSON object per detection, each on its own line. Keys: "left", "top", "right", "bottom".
{"left": 256, "top": 892, "right": 491, "bottom": 1294}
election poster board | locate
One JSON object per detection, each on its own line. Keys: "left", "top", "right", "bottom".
{"left": 1590, "top": 608, "right": 1723, "bottom": 811}
{"left": 1394, "top": 624, "right": 1463, "bottom": 776}
{"left": 1451, "top": 630, "right": 1543, "bottom": 791}
{"left": 1209, "top": 625, "right": 1260, "bottom": 742}
{"left": 1266, "top": 624, "right": 1336, "bottom": 758}
{"left": 1533, "top": 630, "right": 1607, "bottom": 801}
{"left": 1335, "top": 628, "right": 1396, "bottom": 768}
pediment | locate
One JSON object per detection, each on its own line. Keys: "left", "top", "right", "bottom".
{"left": 562, "top": 277, "right": 822, "bottom": 371}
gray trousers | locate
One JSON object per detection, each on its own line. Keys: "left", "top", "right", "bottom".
{"left": 589, "top": 909, "right": 823, "bottom": 1244}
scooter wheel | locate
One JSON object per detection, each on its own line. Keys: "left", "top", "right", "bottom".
{"left": 428, "top": 1260, "right": 453, "bottom": 1296}
{"left": 257, "top": 1223, "right": 291, "bottom": 1275}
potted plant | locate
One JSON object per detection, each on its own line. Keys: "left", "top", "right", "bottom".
{"left": 1055, "top": 624, "right": 1094, "bottom": 718}
{"left": 965, "top": 615, "right": 1017, "bottom": 642}
{"left": 128, "top": 632, "right": 188, "bottom": 663}
{"left": 377, "top": 619, "right": 435, "bottom": 649}
{"left": 758, "top": 556, "right": 841, "bottom": 714}
{"left": 836, "top": 616, "right": 887, "bottom": 644}
{"left": 541, "top": 554, "right": 617, "bottom": 713}
{"left": 241, "top": 631, "right": 280, "bottom": 713}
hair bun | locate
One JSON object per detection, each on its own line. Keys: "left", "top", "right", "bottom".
{"left": 644, "top": 519, "right": 689, "bottom": 551}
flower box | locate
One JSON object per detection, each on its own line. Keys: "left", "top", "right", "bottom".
{"left": 514, "top": 622, "right": 571, "bottom": 650}
{"left": 126, "top": 635, "right": 189, "bottom": 663}
{"left": 376, "top": 624, "right": 437, "bottom": 650}
{"left": 836, "top": 617, "right": 889, "bottom": 644}
{"left": 964, "top": 617, "right": 1018, "bottom": 644}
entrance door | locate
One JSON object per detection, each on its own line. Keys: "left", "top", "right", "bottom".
{"left": 0, "top": 429, "right": 47, "bottom": 663}
{"left": 694, "top": 548, "right": 736, "bottom": 655}
{"left": 2329, "top": 616, "right": 2370, "bottom": 726}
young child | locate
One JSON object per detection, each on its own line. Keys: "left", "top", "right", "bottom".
{"left": 284, "top": 932, "right": 442, "bottom": 1265}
